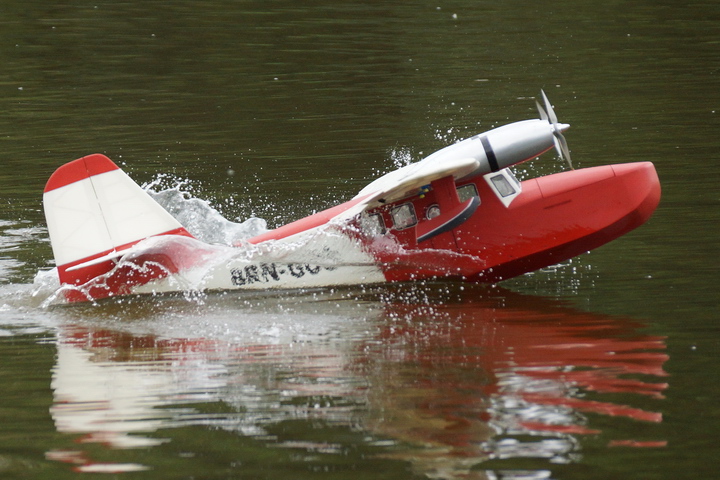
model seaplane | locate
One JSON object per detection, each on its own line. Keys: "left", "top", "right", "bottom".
{"left": 43, "top": 92, "right": 660, "bottom": 303}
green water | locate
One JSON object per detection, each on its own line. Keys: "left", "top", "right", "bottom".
{"left": 1, "top": 1, "right": 719, "bottom": 478}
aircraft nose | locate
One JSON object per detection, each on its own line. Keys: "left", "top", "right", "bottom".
{"left": 557, "top": 122, "right": 570, "bottom": 133}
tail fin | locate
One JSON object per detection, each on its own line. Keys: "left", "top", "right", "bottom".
{"left": 43, "top": 154, "right": 193, "bottom": 290}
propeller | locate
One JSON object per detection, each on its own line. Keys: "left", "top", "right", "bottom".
{"left": 536, "top": 90, "right": 573, "bottom": 170}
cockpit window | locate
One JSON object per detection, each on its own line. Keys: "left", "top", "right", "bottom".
{"left": 489, "top": 175, "right": 516, "bottom": 197}
{"left": 457, "top": 183, "right": 480, "bottom": 203}
{"left": 484, "top": 168, "right": 522, "bottom": 207}
{"left": 360, "top": 213, "right": 386, "bottom": 236}
{"left": 426, "top": 204, "right": 441, "bottom": 220}
{"left": 391, "top": 203, "right": 417, "bottom": 230}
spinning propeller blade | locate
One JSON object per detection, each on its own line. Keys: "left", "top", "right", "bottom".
{"left": 537, "top": 90, "right": 573, "bottom": 170}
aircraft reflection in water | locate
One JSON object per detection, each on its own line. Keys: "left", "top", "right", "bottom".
{"left": 46, "top": 288, "right": 668, "bottom": 477}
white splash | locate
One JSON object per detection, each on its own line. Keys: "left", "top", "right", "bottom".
{"left": 145, "top": 181, "right": 269, "bottom": 246}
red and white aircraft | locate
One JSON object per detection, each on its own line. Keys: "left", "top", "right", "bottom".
{"left": 43, "top": 92, "right": 660, "bottom": 303}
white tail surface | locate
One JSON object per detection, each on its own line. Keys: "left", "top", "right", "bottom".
{"left": 43, "top": 154, "right": 192, "bottom": 286}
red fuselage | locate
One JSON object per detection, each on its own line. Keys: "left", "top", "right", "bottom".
{"left": 249, "top": 162, "right": 660, "bottom": 285}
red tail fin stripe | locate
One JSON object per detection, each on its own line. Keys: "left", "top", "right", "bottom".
{"left": 45, "top": 154, "right": 119, "bottom": 193}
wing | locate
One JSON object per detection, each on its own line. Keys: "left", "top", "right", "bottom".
{"left": 336, "top": 156, "right": 480, "bottom": 221}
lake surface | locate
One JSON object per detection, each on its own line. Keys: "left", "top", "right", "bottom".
{"left": 1, "top": 1, "right": 718, "bottom": 478}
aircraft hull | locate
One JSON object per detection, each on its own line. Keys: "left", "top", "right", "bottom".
{"left": 57, "top": 161, "right": 659, "bottom": 302}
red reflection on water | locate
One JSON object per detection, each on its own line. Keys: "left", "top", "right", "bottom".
{"left": 608, "top": 440, "right": 668, "bottom": 448}
{"left": 47, "top": 287, "right": 669, "bottom": 475}
{"left": 376, "top": 288, "right": 668, "bottom": 443}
